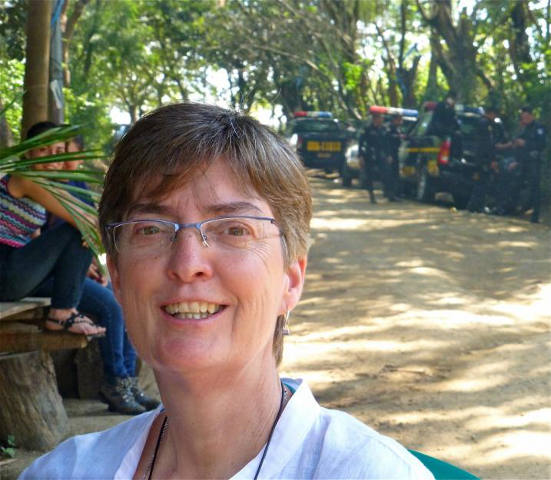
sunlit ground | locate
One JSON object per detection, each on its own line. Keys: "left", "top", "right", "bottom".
{"left": 281, "top": 174, "right": 551, "bottom": 479}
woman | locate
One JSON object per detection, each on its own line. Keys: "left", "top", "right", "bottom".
{"left": 20, "top": 104, "right": 432, "bottom": 479}
{"left": 37, "top": 128, "right": 158, "bottom": 415}
{"left": 0, "top": 121, "right": 104, "bottom": 337}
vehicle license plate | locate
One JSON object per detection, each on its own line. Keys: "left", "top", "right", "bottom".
{"left": 427, "top": 160, "right": 439, "bottom": 175}
{"left": 401, "top": 166, "right": 416, "bottom": 177}
{"left": 307, "top": 141, "right": 341, "bottom": 152}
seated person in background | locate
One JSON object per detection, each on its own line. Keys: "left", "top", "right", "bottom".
{"left": 428, "top": 91, "right": 459, "bottom": 138}
{"left": 40, "top": 130, "right": 159, "bottom": 415}
{"left": 427, "top": 90, "right": 463, "bottom": 159}
{"left": 20, "top": 103, "right": 433, "bottom": 479}
{"left": 0, "top": 121, "right": 104, "bottom": 337}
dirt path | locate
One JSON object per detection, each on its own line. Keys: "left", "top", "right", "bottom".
{"left": 282, "top": 173, "right": 551, "bottom": 479}
{"left": 4, "top": 173, "right": 550, "bottom": 479}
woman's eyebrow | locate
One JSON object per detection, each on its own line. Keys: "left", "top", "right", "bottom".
{"left": 126, "top": 203, "right": 174, "bottom": 218}
{"left": 205, "top": 201, "right": 265, "bottom": 216}
{"left": 126, "top": 201, "right": 265, "bottom": 219}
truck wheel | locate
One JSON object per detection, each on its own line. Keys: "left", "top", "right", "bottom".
{"left": 400, "top": 180, "right": 415, "bottom": 198}
{"left": 452, "top": 194, "right": 469, "bottom": 210}
{"left": 416, "top": 166, "right": 435, "bottom": 203}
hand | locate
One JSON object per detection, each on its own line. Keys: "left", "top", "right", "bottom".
{"left": 88, "top": 261, "right": 108, "bottom": 286}
{"left": 507, "top": 161, "right": 519, "bottom": 172}
{"left": 513, "top": 138, "right": 525, "bottom": 147}
{"left": 490, "top": 161, "right": 498, "bottom": 172}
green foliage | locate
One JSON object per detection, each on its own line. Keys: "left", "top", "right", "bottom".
{"left": 0, "top": 435, "right": 16, "bottom": 459}
{"left": 0, "top": 0, "right": 549, "bottom": 160}
{"left": 0, "top": 126, "right": 106, "bottom": 262}
{"left": 64, "top": 87, "right": 114, "bottom": 155}
{"left": 0, "top": 59, "right": 25, "bottom": 138}
{"left": 0, "top": 0, "right": 26, "bottom": 60}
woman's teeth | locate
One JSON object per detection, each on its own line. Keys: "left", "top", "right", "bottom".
{"left": 164, "top": 301, "right": 222, "bottom": 319}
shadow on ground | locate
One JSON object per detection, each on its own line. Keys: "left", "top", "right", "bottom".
{"left": 282, "top": 173, "right": 551, "bottom": 479}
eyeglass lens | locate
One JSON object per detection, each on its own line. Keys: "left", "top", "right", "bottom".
{"left": 113, "top": 217, "right": 278, "bottom": 253}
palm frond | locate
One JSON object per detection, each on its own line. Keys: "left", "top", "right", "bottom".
{"left": 0, "top": 126, "right": 108, "bottom": 271}
{"left": 33, "top": 178, "right": 104, "bottom": 258}
{"left": 0, "top": 125, "right": 79, "bottom": 160}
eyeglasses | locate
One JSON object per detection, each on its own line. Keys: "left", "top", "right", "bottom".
{"left": 106, "top": 215, "right": 283, "bottom": 254}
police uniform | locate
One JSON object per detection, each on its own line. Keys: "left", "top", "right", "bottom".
{"left": 428, "top": 101, "right": 459, "bottom": 138}
{"left": 467, "top": 114, "right": 496, "bottom": 212}
{"left": 519, "top": 120, "right": 547, "bottom": 222}
{"left": 383, "top": 121, "right": 403, "bottom": 201}
{"left": 358, "top": 122, "right": 387, "bottom": 203}
{"left": 427, "top": 101, "right": 463, "bottom": 159}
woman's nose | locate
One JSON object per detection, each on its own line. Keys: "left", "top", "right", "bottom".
{"left": 165, "top": 227, "right": 213, "bottom": 282}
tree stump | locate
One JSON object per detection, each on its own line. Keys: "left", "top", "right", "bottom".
{"left": 0, "top": 351, "right": 68, "bottom": 451}
{"left": 75, "top": 341, "right": 103, "bottom": 399}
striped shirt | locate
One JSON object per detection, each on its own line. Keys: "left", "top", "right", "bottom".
{"left": 0, "top": 174, "right": 47, "bottom": 248}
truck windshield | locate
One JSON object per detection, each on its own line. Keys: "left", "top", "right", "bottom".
{"left": 292, "top": 119, "right": 340, "bottom": 133}
{"left": 457, "top": 115, "right": 479, "bottom": 136}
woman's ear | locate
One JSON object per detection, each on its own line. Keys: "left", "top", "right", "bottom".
{"left": 281, "top": 256, "right": 307, "bottom": 314}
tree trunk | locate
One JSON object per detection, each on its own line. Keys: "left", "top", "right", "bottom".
{"left": 0, "top": 99, "right": 14, "bottom": 148}
{"left": 0, "top": 351, "right": 68, "bottom": 451}
{"left": 22, "top": 0, "right": 53, "bottom": 139}
{"left": 62, "top": 0, "right": 90, "bottom": 86}
{"left": 417, "top": 0, "right": 479, "bottom": 103}
{"left": 424, "top": 34, "right": 440, "bottom": 100}
{"left": 399, "top": 55, "right": 421, "bottom": 108}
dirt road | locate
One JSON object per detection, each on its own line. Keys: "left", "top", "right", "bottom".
{"left": 282, "top": 173, "right": 551, "bottom": 479}
{"left": 4, "top": 172, "right": 550, "bottom": 479}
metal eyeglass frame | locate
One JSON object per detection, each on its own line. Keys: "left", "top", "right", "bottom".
{"left": 106, "top": 215, "right": 282, "bottom": 251}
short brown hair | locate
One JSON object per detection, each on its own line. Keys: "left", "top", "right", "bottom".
{"left": 99, "top": 102, "right": 312, "bottom": 364}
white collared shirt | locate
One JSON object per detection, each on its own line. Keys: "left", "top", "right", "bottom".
{"left": 20, "top": 378, "right": 433, "bottom": 479}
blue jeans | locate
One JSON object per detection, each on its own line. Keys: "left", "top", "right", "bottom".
{"left": 34, "top": 278, "right": 137, "bottom": 382}
{"left": 79, "top": 280, "right": 137, "bottom": 381}
{"left": 0, "top": 223, "right": 92, "bottom": 309}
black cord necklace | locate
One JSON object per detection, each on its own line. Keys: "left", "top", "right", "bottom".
{"left": 146, "top": 381, "right": 288, "bottom": 480}
{"left": 253, "top": 381, "right": 286, "bottom": 480}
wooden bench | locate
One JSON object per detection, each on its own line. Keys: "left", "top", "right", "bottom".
{"left": 0, "top": 298, "right": 89, "bottom": 352}
{"left": 0, "top": 298, "right": 91, "bottom": 451}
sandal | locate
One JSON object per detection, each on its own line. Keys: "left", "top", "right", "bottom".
{"left": 45, "top": 312, "right": 106, "bottom": 338}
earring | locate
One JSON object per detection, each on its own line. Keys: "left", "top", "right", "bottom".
{"left": 283, "top": 311, "right": 291, "bottom": 336}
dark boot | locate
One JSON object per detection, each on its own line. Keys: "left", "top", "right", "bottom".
{"left": 127, "top": 377, "right": 160, "bottom": 411}
{"left": 99, "top": 377, "right": 146, "bottom": 415}
{"left": 369, "top": 191, "right": 377, "bottom": 204}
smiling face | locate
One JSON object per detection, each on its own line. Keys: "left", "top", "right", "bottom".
{"left": 28, "top": 141, "right": 65, "bottom": 170}
{"left": 108, "top": 158, "right": 306, "bottom": 378}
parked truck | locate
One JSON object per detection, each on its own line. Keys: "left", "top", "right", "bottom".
{"left": 287, "top": 111, "right": 351, "bottom": 173}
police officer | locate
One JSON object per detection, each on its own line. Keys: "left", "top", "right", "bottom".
{"left": 428, "top": 91, "right": 462, "bottom": 159}
{"left": 383, "top": 113, "right": 404, "bottom": 201}
{"left": 516, "top": 106, "right": 546, "bottom": 223}
{"left": 496, "top": 106, "right": 547, "bottom": 222}
{"left": 359, "top": 112, "right": 387, "bottom": 203}
{"left": 467, "top": 105, "right": 499, "bottom": 213}
{"left": 429, "top": 91, "right": 459, "bottom": 137}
